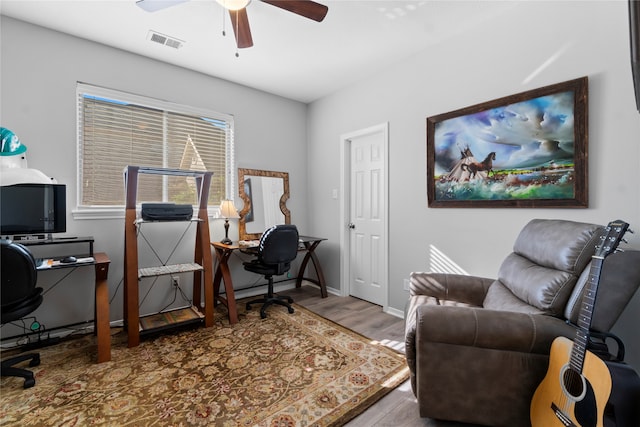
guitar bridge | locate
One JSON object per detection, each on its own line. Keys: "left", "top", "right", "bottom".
{"left": 551, "top": 403, "right": 577, "bottom": 427}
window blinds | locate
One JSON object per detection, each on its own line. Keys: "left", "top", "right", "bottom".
{"left": 77, "top": 83, "right": 234, "bottom": 208}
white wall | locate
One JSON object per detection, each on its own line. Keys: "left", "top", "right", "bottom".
{"left": 0, "top": 17, "right": 308, "bottom": 335}
{"left": 307, "top": 2, "right": 640, "bottom": 367}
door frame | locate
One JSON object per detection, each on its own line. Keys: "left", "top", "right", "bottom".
{"left": 339, "top": 122, "right": 389, "bottom": 309}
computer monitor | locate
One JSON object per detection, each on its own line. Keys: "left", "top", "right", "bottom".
{"left": 0, "top": 183, "right": 66, "bottom": 240}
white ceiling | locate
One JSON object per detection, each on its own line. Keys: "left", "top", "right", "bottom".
{"left": 1, "top": 0, "right": 517, "bottom": 103}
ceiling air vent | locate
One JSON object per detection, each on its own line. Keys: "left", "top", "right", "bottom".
{"left": 147, "top": 30, "right": 184, "bottom": 49}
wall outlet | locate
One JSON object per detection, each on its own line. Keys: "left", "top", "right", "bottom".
{"left": 171, "top": 276, "right": 180, "bottom": 287}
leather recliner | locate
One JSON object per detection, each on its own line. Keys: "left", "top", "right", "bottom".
{"left": 404, "top": 219, "right": 640, "bottom": 426}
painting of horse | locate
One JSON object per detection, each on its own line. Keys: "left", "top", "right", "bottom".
{"left": 460, "top": 152, "right": 496, "bottom": 179}
{"left": 426, "top": 77, "right": 588, "bottom": 208}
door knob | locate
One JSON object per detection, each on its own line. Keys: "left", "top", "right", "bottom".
{"left": 348, "top": 223, "right": 355, "bottom": 229}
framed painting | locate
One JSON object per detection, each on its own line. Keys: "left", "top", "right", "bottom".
{"left": 426, "top": 76, "right": 588, "bottom": 208}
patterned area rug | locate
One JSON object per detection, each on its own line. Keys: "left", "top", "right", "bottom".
{"left": 0, "top": 302, "right": 409, "bottom": 426}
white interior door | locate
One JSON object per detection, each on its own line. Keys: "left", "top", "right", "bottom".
{"left": 340, "top": 123, "right": 388, "bottom": 307}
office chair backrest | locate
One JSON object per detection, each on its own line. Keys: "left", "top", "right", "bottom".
{"left": 258, "top": 224, "right": 299, "bottom": 273}
{"left": 1, "top": 239, "right": 38, "bottom": 310}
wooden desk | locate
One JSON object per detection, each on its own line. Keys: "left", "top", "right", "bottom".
{"left": 93, "top": 252, "right": 111, "bottom": 363}
{"left": 210, "top": 242, "right": 240, "bottom": 325}
{"left": 211, "top": 236, "right": 328, "bottom": 324}
{"left": 35, "top": 252, "right": 112, "bottom": 363}
{"left": 295, "top": 236, "right": 328, "bottom": 298}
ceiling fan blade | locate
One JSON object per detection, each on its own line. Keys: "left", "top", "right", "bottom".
{"left": 136, "top": 0, "right": 190, "bottom": 13}
{"left": 261, "top": 0, "right": 328, "bottom": 22}
{"left": 229, "top": 8, "right": 254, "bottom": 48}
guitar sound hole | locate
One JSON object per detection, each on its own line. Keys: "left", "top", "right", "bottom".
{"left": 563, "top": 368, "right": 585, "bottom": 398}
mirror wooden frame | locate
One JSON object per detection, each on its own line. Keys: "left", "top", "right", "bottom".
{"left": 238, "top": 168, "right": 290, "bottom": 241}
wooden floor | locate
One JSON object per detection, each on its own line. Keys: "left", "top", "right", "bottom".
{"left": 287, "top": 285, "right": 478, "bottom": 427}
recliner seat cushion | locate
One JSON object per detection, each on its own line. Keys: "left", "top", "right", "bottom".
{"left": 482, "top": 279, "right": 547, "bottom": 315}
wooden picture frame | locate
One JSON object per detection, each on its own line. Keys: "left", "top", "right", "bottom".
{"left": 237, "top": 168, "right": 290, "bottom": 241}
{"left": 426, "top": 76, "right": 588, "bottom": 208}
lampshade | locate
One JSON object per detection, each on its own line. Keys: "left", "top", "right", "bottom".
{"left": 215, "top": 0, "right": 251, "bottom": 11}
{"left": 219, "top": 200, "right": 240, "bottom": 219}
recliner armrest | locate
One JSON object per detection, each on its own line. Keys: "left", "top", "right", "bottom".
{"left": 415, "top": 305, "right": 575, "bottom": 355}
{"left": 409, "top": 272, "right": 493, "bottom": 306}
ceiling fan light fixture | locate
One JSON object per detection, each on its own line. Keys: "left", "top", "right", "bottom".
{"left": 216, "top": 0, "right": 251, "bottom": 11}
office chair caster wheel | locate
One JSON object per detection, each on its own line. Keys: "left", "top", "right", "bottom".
{"left": 288, "top": 307, "right": 294, "bottom": 314}
{"left": 286, "top": 297, "right": 293, "bottom": 303}
{"left": 246, "top": 303, "right": 252, "bottom": 311}
{"left": 23, "top": 376, "right": 35, "bottom": 389}
{"left": 260, "top": 310, "right": 267, "bottom": 319}
{"left": 29, "top": 354, "right": 40, "bottom": 367}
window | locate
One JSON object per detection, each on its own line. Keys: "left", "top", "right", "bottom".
{"left": 76, "top": 83, "right": 234, "bottom": 216}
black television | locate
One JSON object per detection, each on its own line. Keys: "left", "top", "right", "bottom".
{"left": 0, "top": 183, "right": 67, "bottom": 240}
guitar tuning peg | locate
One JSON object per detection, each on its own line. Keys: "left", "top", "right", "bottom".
{"left": 615, "top": 248, "right": 625, "bottom": 253}
{"left": 628, "top": 228, "right": 635, "bottom": 234}
{"left": 621, "top": 238, "right": 629, "bottom": 244}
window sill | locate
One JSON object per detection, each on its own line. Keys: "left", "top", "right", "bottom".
{"left": 72, "top": 207, "right": 220, "bottom": 221}
{"left": 72, "top": 208, "right": 125, "bottom": 220}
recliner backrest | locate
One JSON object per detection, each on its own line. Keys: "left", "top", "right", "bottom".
{"left": 258, "top": 224, "right": 299, "bottom": 274}
{"left": 483, "top": 219, "right": 603, "bottom": 316}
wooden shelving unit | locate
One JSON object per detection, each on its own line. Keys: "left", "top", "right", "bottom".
{"left": 123, "top": 166, "right": 214, "bottom": 347}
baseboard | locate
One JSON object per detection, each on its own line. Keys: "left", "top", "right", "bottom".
{"left": 230, "top": 280, "right": 298, "bottom": 300}
{"left": 384, "top": 306, "right": 405, "bottom": 319}
{"left": 0, "top": 321, "right": 98, "bottom": 350}
{"left": 325, "top": 286, "right": 341, "bottom": 296}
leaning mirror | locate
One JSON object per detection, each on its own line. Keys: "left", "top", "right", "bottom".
{"left": 238, "top": 168, "right": 290, "bottom": 241}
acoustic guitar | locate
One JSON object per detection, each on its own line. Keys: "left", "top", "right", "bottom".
{"left": 530, "top": 219, "right": 630, "bottom": 427}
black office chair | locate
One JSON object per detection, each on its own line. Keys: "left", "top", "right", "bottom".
{"left": 244, "top": 224, "right": 299, "bottom": 319}
{"left": 1, "top": 239, "right": 43, "bottom": 389}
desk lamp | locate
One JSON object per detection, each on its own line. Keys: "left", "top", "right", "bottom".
{"left": 219, "top": 200, "right": 239, "bottom": 245}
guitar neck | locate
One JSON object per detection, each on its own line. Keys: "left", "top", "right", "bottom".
{"left": 570, "top": 256, "right": 604, "bottom": 373}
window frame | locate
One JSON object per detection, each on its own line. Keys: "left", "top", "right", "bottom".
{"left": 74, "top": 82, "right": 235, "bottom": 220}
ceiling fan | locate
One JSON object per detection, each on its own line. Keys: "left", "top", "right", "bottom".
{"left": 136, "top": 0, "right": 328, "bottom": 49}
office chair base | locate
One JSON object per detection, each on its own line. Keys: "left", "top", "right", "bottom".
{"left": 1, "top": 352, "right": 40, "bottom": 389}
{"left": 246, "top": 295, "right": 294, "bottom": 319}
